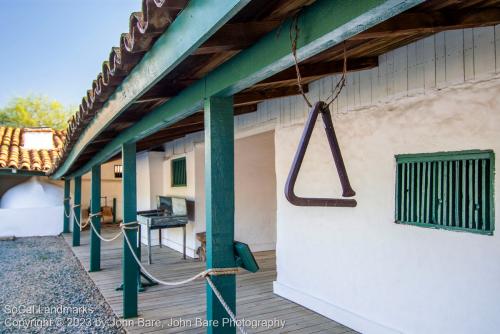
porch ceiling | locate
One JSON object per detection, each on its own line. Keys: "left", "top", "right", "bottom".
{"left": 54, "top": 0, "right": 500, "bottom": 177}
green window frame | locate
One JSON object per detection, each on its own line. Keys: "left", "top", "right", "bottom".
{"left": 395, "top": 150, "right": 495, "bottom": 235}
{"left": 171, "top": 157, "right": 187, "bottom": 187}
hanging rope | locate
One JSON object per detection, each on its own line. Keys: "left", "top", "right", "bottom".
{"left": 206, "top": 276, "right": 248, "bottom": 334}
{"left": 87, "top": 212, "right": 123, "bottom": 242}
{"left": 324, "top": 43, "right": 347, "bottom": 109}
{"left": 289, "top": 14, "right": 312, "bottom": 108}
{"left": 289, "top": 14, "right": 348, "bottom": 110}
{"left": 63, "top": 197, "right": 72, "bottom": 218}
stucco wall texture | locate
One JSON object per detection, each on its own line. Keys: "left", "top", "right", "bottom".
{"left": 274, "top": 77, "right": 500, "bottom": 334}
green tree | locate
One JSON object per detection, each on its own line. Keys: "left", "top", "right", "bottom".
{"left": 0, "top": 96, "right": 74, "bottom": 130}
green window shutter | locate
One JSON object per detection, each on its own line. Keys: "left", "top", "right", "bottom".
{"left": 395, "top": 150, "right": 494, "bottom": 235}
{"left": 171, "top": 157, "right": 187, "bottom": 187}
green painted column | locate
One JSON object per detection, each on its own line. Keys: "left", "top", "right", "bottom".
{"left": 63, "top": 179, "right": 70, "bottom": 233}
{"left": 122, "top": 142, "right": 139, "bottom": 318}
{"left": 90, "top": 165, "right": 101, "bottom": 272}
{"left": 72, "top": 176, "right": 82, "bottom": 247}
{"left": 204, "top": 96, "right": 236, "bottom": 334}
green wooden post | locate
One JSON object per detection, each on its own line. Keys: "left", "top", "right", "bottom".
{"left": 122, "top": 142, "right": 139, "bottom": 318}
{"left": 63, "top": 179, "right": 70, "bottom": 233}
{"left": 204, "top": 96, "right": 236, "bottom": 334}
{"left": 72, "top": 176, "right": 82, "bottom": 247}
{"left": 112, "top": 198, "right": 117, "bottom": 224}
{"left": 90, "top": 165, "right": 101, "bottom": 272}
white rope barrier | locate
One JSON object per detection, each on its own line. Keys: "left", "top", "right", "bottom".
{"left": 87, "top": 213, "right": 123, "bottom": 242}
{"left": 206, "top": 276, "right": 248, "bottom": 334}
{"left": 71, "top": 212, "right": 249, "bottom": 334}
{"left": 121, "top": 230, "right": 247, "bottom": 333}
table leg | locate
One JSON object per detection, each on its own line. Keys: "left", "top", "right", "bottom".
{"left": 183, "top": 225, "right": 186, "bottom": 260}
{"left": 138, "top": 225, "right": 142, "bottom": 260}
{"left": 148, "top": 226, "right": 152, "bottom": 265}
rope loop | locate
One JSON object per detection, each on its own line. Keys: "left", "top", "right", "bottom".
{"left": 289, "top": 13, "right": 347, "bottom": 111}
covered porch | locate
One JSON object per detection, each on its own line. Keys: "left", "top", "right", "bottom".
{"left": 63, "top": 227, "right": 355, "bottom": 333}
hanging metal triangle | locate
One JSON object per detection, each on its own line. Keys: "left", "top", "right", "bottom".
{"left": 285, "top": 101, "right": 357, "bottom": 207}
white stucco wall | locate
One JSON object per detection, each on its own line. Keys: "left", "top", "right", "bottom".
{"left": 273, "top": 78, "right": 500, "bottom": 334}
{"left": 0, "top": 206, "right": 64, "bottom": 237}
{"left": 158, "top": 149, "right": 197, "bottom": 256}
{"left": 0, "top": 177, "right": 64, "bottom": 237}
{"left": 194, "top": 131, "right": 277, "bottom": 252}
{"left": 79, "top": 160, "right": 124, "bottom": 223}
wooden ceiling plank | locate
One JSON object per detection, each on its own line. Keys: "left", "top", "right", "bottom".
{"left": 352, "top": 9, "right": 500, "bottom": 40}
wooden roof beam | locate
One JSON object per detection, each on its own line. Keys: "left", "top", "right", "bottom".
{"left": 352, "top": 9, "right": 500, "bottom": 40}
{"left": 59, "top": 0, "right": 423, "bottom": 178}
{"left": 234, "top": 85, "right": 308, "bottom": 105}
{"left": 256, "top": 57, "right": 378, "bottom": 87}
{"left": 194, "top": 21, "right": 280, "bottom": 55}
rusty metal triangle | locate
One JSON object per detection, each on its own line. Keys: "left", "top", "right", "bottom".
{"left": 285, "top": 101, "right": 357, "bottom": 207}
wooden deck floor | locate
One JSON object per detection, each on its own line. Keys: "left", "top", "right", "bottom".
{"left": 63, "top": 227, "right": 355, "bottom": 334}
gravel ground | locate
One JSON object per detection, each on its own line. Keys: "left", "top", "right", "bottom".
{"left": 0, "top": 236, "right": 124, "bottom": 333}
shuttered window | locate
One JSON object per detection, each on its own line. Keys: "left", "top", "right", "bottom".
{"left": 395, "top": 150, "right": 494, "bottom": 235}
{"left": 171, "top": 157, "right": 187, "bottom": 187}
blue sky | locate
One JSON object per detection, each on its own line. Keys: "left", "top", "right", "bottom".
{"left": 0, "top": 0, "right": 140, "bottom": 108}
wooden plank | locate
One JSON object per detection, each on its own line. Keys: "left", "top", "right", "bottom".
{"left": 400, "top": 164, "right": 406, "bottom": 221}
{"left": 423, "top": 35, "right": 436, "bottom": 90}
{"left": 443, "top": 161, "right": 448, "bottom": 226}
{"left": 462, "top": 160, "right": 467, "bottom": 228}
{"left": 406, "top": 163, "right": 410, "bottom": 222}
{"left": 416, "top": 162, "right": 421, "bottom": 222}
{"left": 393, "top": 46, "right": 408, "bottom": 96}
{"left": 409, "top": 163, "right": 415, "bottom": 222}
{"left": 444, "top": 29, "right": 464, "bottom": 84}
{"left": 425, "top": 162, "right": 431, "bottom": 223}
{"left": 359, "top": 70, "right": 372, "bottom": 106}
{"left": 496, "top": 24, "right": 500, "bottom": 73}
{"left": 474, "top": 160, "right": 479, "bottom": 230}
{"left": 454, "top": 161, "right": 459, "bottom": 228}
{"left": 420, "top": 162, "right": 426, "bottom": 222}
{"left": 448, "top": 160, "right": 453, "bottom": 227}
{"left": 473, "top": 26, "right": 496, "bottom": 78}
{"left": 435, "top": 32, "right": 446, "bottom": 87}
{"left": 468, "top": 160, "right": 474, "bottom": 229}
{"left": 386, "top": 50, "right": 395, "bottom": 96}
{"left": 481, "top": 160, "right": 487, "bottom": 231}
{"left": 463, "top": 28, "right": 475, "bottom": 81}
{"left": 437, "top": 161, "right": 442, "bottom": 225}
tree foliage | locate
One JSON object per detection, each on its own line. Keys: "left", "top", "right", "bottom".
{"left": 0, "top": 96, "right": 74, "bottom": 130}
